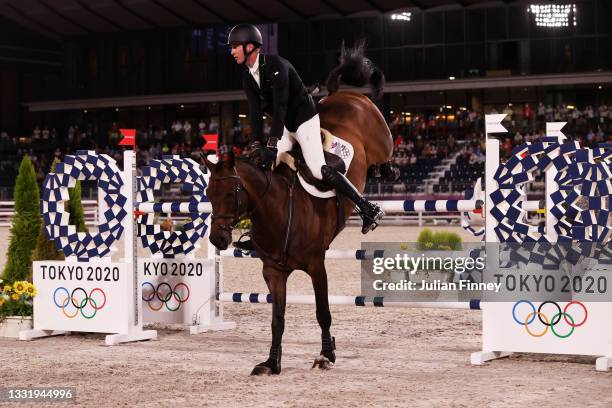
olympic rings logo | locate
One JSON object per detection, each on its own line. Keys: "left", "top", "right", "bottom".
{"left": 142, "top": 282, "right": 190, "bottom": 312}
{"left": 53, "top": 287, "right": 107, "bottom": 319}
{"left": 512, "top": 300, "right": 588, "bottom": 338}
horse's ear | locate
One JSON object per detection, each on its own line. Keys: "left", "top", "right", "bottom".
{"left": 219, "top": 145, "right": 235, "bottom": 167}
{"left": 200, "top": 152, "right": 216, "bottom": 170}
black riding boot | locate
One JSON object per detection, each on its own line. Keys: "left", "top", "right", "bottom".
{"left": 321, "top": 165, "right": 384, "bottom": 234}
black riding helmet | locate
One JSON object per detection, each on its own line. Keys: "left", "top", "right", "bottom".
{"left": 227, "top": 24, "right": 262, "bottom": 65}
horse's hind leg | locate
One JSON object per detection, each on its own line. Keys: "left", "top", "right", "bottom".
{"left": 310, "top": 261, "right": 336, "bottom": 370}
{"left": 251, "top": 264, "right": 288, "bottom": 376}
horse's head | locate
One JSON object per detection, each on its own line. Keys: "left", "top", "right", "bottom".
{"left": 202, "top": 147, "right": 249, "bottom": 250}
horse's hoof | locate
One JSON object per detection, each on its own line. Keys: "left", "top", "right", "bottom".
{"left": 251, "top": 365, "right": 274, "bottom": 376}
{"left": 250, "top": 360, "right": 281, "bottom": 375}
{"left": 311, "top": 355, "right": 335, "bottom": 370}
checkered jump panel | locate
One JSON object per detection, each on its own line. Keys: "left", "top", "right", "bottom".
{"left": 41, "top": 150, "right": 127, "bottom": 259}
{"left": 490, "top": 138, "right": 611, "bottom": 244}
{"left": 137, "top": 155, "right": 210, "bottom": 257}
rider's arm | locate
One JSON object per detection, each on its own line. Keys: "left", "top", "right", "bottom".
{"left": 270, "top": 62, "right": 290, "bottom": 142}
{"left": 243, "top": 75, "right": 264, "bottom": 143}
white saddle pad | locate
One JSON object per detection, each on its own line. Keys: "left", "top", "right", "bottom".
{"left": 297, "top": 135, "right": 355, "bottom": 198}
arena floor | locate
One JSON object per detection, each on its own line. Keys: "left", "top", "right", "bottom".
{"left": 1, "top": 225, "right": 612, "bottom": 407}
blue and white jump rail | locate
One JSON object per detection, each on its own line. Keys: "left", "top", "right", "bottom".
{"left": 219, "top": 293, "right": 482, "bottom": 310}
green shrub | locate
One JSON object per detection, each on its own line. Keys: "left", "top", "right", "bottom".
{"left": 417, "top": 228, "right": 462, "bottom": 251}
{"left": 2, "top": 156, "right": 41, "bottom": 282}
{"left": 416, "top": 228, "right": 435, "bottom": 250}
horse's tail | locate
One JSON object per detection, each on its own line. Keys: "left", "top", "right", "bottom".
{"left": 326, "top": 39, "right": 385, "bottom": 100}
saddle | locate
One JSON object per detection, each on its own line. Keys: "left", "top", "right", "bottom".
{"left": 276, "top": 129, "right": 346, "bottom": 192}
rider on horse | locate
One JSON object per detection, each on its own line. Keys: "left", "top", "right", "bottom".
{"left": 227, "top": 23, "right": 384, "bottom": 240}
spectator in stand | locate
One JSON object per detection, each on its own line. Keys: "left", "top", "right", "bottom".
{"left": 599, "top": 105, "right": 608, "bottom": 125}
{"left": 184, "top": 120, "right": 192, "bottom": 146}
{"left": 537, "top": 102, "right": 545, "bottom": 124}
{"left": 107, "top": 123, "right": 118, "bottom": 146}
{"left": 514, "top": 131, "right": 523, "bottom": 145}
{"left": 545, "top": 105, "right": 554, "bottom": 122}
{"left": 198, "top": 119, "right": 207, "bottom": 134}
{"left": 502, "top": 137, "right": 513, "bottom": 158}
{"left": 523, "top": 103, "right": 532, "bottom": 128}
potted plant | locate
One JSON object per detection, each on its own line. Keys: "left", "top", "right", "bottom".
{"left": 0, "top": 279, "right": 37, "bottom": 338}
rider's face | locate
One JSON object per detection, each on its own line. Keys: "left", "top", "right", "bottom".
{"left": 230, "top": 43, "right": 255, "bottom": 65}
{"left": 230, "top": 43, "right": 245, "bottom": 64}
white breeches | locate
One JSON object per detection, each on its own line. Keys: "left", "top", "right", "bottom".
{"left": 276, "top": 114, "right": 326, "bottom": 180}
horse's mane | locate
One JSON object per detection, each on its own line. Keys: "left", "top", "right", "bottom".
{"left": 326, "top": 39, "right": 385, "bottom": 100}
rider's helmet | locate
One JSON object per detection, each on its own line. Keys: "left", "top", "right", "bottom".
{"left": 227, "top": 24, "right": 262, "bottom": 46}
{"left": 227, "top": 24, "right": 262, "bottom": 64}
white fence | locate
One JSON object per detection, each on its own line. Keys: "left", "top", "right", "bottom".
{"left": 0, "top": 200, "right": 98, "bottom": 227}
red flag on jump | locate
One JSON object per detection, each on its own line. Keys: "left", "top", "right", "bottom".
{"left": 118, "top": 128, "right": 136, "bottom": 148}
{"left": 202, "top": 133, "right": 219, "bottom": 155}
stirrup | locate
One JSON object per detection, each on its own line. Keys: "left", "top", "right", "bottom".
{"left": 360, "top": 207, "right": 384, "bottom": 234}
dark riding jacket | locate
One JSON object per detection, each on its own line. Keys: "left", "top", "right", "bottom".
{"left": 242, "top": 53, "right": 317, "bottom": 143}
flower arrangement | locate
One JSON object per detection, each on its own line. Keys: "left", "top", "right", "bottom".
{"left": 0, "top": 279, "right": 37, "bottom": 321}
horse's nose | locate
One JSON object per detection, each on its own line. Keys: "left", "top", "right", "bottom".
{"left": 209, "top": 234, "right": 229, "bottom": 250}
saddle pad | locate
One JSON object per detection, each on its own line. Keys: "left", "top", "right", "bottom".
{"left": 298, "top": 135, "right": 354, "bottom": 198}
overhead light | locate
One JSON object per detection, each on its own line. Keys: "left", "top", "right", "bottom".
{"left": 238, "top": 114, "right": 246, "bottom": 118}
{"left": 147, "top": 106, "right": 151, "bottom": 110}
{"left": 180, "top": 105, "right": 185, "bottom": 108}
{"left": 449, "top": 76, "right": 455, "bottom": 80}
{"left": 390, "top": 110, "right": 394, "bottom": 114}
{"left": 598, "top": 85, "right": 603, "bottom": 89}
{"left": 391, "top": 12, "right": 411, "bottom": 21}
{"left": 446, "top": 105, "right": 452, "bottom": 109}
{"left": 459, "top": 107, "right": 467, "bottom": 111}
{"left": 528, "top": 4, "right": 576, "bottom": 27}
{"left": 567, "top": 105, "right": 575, "bottom": 109}
{"left": 115, "top": 108, "right": 119, "bottom": 112}
{"left": 508, "top": 103, "right": 513, "bottom": 107}
{"left": 84, "top": 110, "right": 88, "bottom": 113}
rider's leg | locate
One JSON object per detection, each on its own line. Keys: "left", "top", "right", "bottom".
{"left": 276, "top": 126, "right": 295, "bottom": 157}
{"left": 294, "top": 114, "right": 384, "bottom": 234}
{"left": 292, "top": 114, "right": 326, "bottom": 180}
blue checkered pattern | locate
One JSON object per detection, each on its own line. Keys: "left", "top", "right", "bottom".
{"left": 552, "top": 144, "right": 612, "bottom": 242}
{"left": 490, "top": 139, "right": 610, "bottom": 244}
{"left": 41, "top": 150, "right": 126, "bottom": 260}
{"left": 137, "top": 155, "right": 209, "bottom": 256}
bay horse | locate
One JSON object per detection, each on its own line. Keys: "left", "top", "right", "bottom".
{"left": 203, "top": 44, "right": 393, "bottom": 375}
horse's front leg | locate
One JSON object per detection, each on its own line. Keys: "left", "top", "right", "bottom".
{"left": 309, "top": 260, "right": 336, "bottom": 370}
{"left": 251, "top": 263, "right": 288, "bottom": 375}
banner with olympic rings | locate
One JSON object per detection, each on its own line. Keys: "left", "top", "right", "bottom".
{"left": 53, "top": 287, "right": 108, "bottom": 320}
{"left": 138, "top": 258, "right": 216, "bottom": 327}
{"left": 482, "top": 301, "right": 612, "bottom": 356}
{"left": 32, "top": 261, "right": 132, "bottom": 334}
{"left": 512, "top": 300, "right": 588, "bottom": 339}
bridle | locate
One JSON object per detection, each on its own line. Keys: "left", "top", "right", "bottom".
{"left": 209, "top": 166, "right": 271, "bottom": 234}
